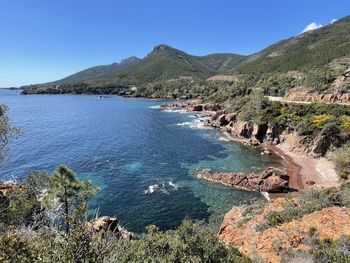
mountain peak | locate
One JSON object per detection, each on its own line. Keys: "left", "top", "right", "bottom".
{"left": 149, "top": 44, "right": 176, "bottom": 55}
{"left": 153, "top": 44, "right": 172, "bottom": 50}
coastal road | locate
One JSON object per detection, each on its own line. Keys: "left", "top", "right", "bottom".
{"left": 265, "top": 96, "right": 350, "bottom": 106}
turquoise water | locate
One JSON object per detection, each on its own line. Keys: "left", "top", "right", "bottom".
{"left": 0, "top": 89, "right": 280, "bottom": 232}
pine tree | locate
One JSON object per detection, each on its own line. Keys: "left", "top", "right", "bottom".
{"left": 46, "top": 165, "right": 98, "bottom": 233}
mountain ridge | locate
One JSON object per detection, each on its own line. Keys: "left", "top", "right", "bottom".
{"left": 26, "top": 44, "right": 246, "bottom": 87}
{"left": 21, "top": 14, "right": 350, "bottom": 99}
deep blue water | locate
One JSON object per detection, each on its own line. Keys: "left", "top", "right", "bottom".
{"left": 0, "top": 89, "right": 280, "bottom": 233}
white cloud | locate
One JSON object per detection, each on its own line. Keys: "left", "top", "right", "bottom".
{"left": 301, "top": 22, "right": 323, "bottom": 33}
{"left": 330, "top": 18, "right": 338, "bottom": 24}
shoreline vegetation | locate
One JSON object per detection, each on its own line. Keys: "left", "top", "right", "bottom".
{"left": 160, "top": 99, "right": 341, "bottom": 196}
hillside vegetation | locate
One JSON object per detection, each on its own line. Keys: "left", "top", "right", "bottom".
{"left": 234, "top": 16, "right": 350, "bottom": 74}
{"left": 57, "top": 56, "right": 141, "bottom": 83}
{"left": 28, "top": 45, "right": 246, "bottom": 88}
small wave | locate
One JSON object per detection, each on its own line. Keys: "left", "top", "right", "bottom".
{"left": 163, "top": 108, "right": 188, "bottom": 114}
{"left": 218, "top": 132, "right": 231, "bottom": 141}
{"left": 144, "top": 180, "right": 178, "bottom": 194}
{"left": 176, "top": 119, "right": 208, "bottom": 129}
{"left": 149, "top": 105, "right": 161, "bottom": 109}
{"left": 144, "top": 184, "right": 159, "bottom": 194}
{"left": 169, "top": 181, "right": 178, "bottom": 190}
{"left": 3, "top": 175, "right": 19, "bottom": 185}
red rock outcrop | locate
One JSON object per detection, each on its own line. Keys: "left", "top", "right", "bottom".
{"left": 86, "top": 216, "right": 132, "bottom": 239}
{"left": 218, "top": 200, "right": 350, "bottom": 263}
{"left": 196, "top": 167, "right": 289, "bottom": 193}
{"left": 284, "top": 88, "right": 350, "bottom": 104}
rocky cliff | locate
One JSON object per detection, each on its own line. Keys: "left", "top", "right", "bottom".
{"left": 203, "top": 108, "right": 349, "bottom": 158}
{"left": 284, "top": 89, "right": 350, "bottom": 104}
{"left": 162, "top": 100, "right": 347, "bottom": 157}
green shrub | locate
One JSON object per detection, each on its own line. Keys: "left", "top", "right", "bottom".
{"left": 0, "top": 230, "right": 44, "bottom": 263}
{"left": 329, "top": 142, "right": 350, "bottom": 179}
{"left": 119, "top": 220, "right": 251, "bottom": 263}
{"left": 311, "top": 236, "right": 350, "bottom": 263}
{"left": 260, "top": 184, "right": 350, "bottom": 230}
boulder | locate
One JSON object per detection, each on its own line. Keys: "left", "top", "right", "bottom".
{"left": 88, "top": 216, "right": 119, "bottom": 232}
{"left": 239, "top": 122, "right": 254, "bottom": 138}
{"left": 192, "top": 104, "right": 203, "bottom": 111}
{"left": 266, "top": 125, "right": 283, "bottom": 144}
{"left": 224, "top": 113, "right": 237, "bottom": 123}
{"left": 306, "top": 180, "right": 316, "bottom": 186}
{"left": 218, "top": 114, "right": 227, "bottom": 126}
{"left": 87, "top": 216, "right": 132, "bottom": 239}
{"left": 203, "top": 104, "right": 222, "bottom": 111}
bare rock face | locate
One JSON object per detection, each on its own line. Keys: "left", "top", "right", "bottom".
{"left": 0, "top": 182, "right": 26, "bottom": 192}
{"left": 87, "top": 216, "right": 132, "bottom": 239}
{"left": 196, "top": 167, "right": 289, "bottom": 193}
{"left": 218, "top": 200, "right": 350, "bottom": 263}
{"left": 203, "top": 104, "right": 222, "bottom": 111}
{"left": 88, "top": 216, "right": 119, "bottom": 232}
{"left": 309, "top": 132, "right": 350, "bottom": 157}
{"left": 191, "top": 104, "right": 203, "bottom": 111}
{"left": 204, "top": 112, "right": 276, "bottom": 145}
{"left": 284, "top": 87, "right": 350, "bottom": 103}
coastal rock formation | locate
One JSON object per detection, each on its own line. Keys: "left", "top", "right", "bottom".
{"left": 160, "top": 99, "right": 186, "bottom": 108}
{"left": 87, "top": 216, "right": 132, "bottom": 239}
{"left": 218, "top": 199, "right": 350, "bottom": 263}
{"left": 161, "top": 100, "right": 345, "bottom": 156}
{"left": 0, "top": 182, "right": 26, "bottom": 192}
{"left": 196, "top": 167, "right": 289, "bottom": 193}
{"left": 160, "top": 100, "right": 221, "bottom": 113}
{"left": 284, "top": 88, "right": 350, "bottom": 104}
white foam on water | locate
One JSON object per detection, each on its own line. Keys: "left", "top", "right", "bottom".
{"left": 144, "top": 184, "right": 159, "bottom": 194}
{"left": 261, "top": 192, "right": 270, "bottom": 201}
{"left": 163, "top": 108, "right": 188, "bottom": 114}
{"left": 218, "top": 136, "right": 230, "bottom": 141}
{"left": 169, "top": 181, "right": 178, "bottom": 190}
{"left": 144, "top": 180, "right": 178, "bottom": 194}
{"left": 149, "top": 105, "right": 162, "bottom": 109}
{"left": 159, "top": 181, "right": 169, "bottom": 194}
{"left": 176, "top": 119, "right": 209, "bottom": 129}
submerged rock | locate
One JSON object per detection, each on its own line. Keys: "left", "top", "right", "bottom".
{"left": 196, "top": 167, "right": 289, "bottom": 193}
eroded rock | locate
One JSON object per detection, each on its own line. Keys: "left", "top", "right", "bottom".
{"left": 196, "top": 167, "right": 289, "bottom": 193}
{"left": 87, "top": 216, "right": 132, "bottom": 239}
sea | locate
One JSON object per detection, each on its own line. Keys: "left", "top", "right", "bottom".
{"left": 0, "top": 89, "right": 280, "bottom": 232}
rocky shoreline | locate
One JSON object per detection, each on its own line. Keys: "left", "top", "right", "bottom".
{"left": 161, "top": 99, "right": 339, "bottom": 193}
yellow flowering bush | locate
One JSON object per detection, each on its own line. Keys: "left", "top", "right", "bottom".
{"left": 313, "top": 115, "right": 332, "bottom": 127}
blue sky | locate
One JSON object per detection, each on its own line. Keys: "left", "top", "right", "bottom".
{"left": 0, "top": 0, "right": 349, "bottom": 87}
